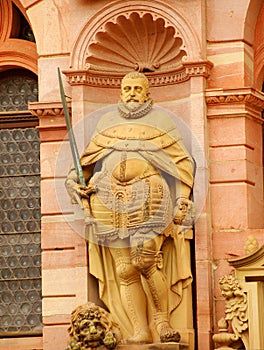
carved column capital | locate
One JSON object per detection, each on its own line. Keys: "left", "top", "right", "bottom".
{"left": 206, "top": 88, "right": 264, "bottom": 122}
{"left": 29, "top": 102, "right": 70, "bottom": 141}
{"left": 29, "top": 101, "right": 70, "bottom": 117}
{"left": 206, "top": 88, "right": 264, "bottom": 109}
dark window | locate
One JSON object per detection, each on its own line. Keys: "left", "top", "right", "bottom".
{"left": 11, "top": 4, "right": 35, "bottom": 43}
{"left": 0, "top": 69, "right": 38, "bottom": 113}
{"left": 0, "top": 70, "right": 41, "bottom": 337}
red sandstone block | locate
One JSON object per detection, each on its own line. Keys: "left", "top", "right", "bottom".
{"left": 43, "top": 325, "right": 68, "bottom": 350}
{"left": 210, "top": 145, "right": 261, "bottom": 165}
{"left": 38, "top": 115, "right": 66, "bottom": 128}
{"left": 208, "top": 62, "right": 244, "bottom": 89}
{"left": 42, "top": 241, "right": 87, "bottom": 268}
{"left": 207, "top": 42, "right": 245, "bottom": 57}
{"left": 207, "top": 7, "right": 245, "bottom": 44}
{"left": 210, "top": 183, "right": 248, "bottom": 229}
{"left": 0, "top": 337, "right": 43, "bottom": 350}
{"left": 42, "top": 296, "right": 77, "bottom": 316}
{"left": 245, "top": 117, "right": 262, "bottom": 152}
{"left": 42, "top": 268, "right": 77, "bottom": 297}
{"left": 38, "top": 126, "right": 68, "bottom": 142}
{"left": 248, "top": 185, "right": 264, "bottom": 228}
{"left": 195, "top": 260, "right": 214, "bottom": 344}
{"left": 72, "top": 84, "right": 119, "bottom": 105}
{"left": 40, "top": 141, "right": 72, "bottom": 178}
{"left": 41, "top": 218, "right": 84, "bottom": 250}
{"left": 42, "top": 266, "right": 88, "bottom": 304}
{"left": 210, "top": 158, "right": 260, "bottom": 185}
{"left": 197, "top": 331, "right": 213, "bottom": 350}
{"left": 194, "top": 213, "right": 212, "bottom": 261}
{"left": 210, "top": 145, "right": 246, "bottom": 162}
{"left": 42, "top": 249, "right": 78, "bottom": 269}
{"left": 210, "top": 159, "right": 247, "bottom": 183}
{"left": 195, "top": 261, "right": 212, "bottom": 311}
{"left": 212, "top": 231, "right": 250, "bottom": 260}
{"left": 43, "top": 314, "right": 70, "bottom": 325}
{"left": 209, "top": 118, "right": 246, "bottom": 147}
{"left": 41, "top": 178, "right": 73, "bottom": 215}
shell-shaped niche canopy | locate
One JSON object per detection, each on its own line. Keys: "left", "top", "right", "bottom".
{"left": 85, "top": 12, "right": 187, "bottom": 73}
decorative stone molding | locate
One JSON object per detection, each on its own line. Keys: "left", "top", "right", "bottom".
{"left": 29, "top": 102, "right": 70, "bottom": 141}
{"left": 63, "top": 61, "right": 213, "bottom": 88}
{"left": 229, "top": 243, "right": 264, "bottom": 270}
{"left": 206, "top": 88, "right": 264, "bottom": 111}
{"left": 0, "top": 111, "right": 38, "bottom": 125}
{"left": 206, "top": 88, "right": 264, "bottom": 124}
{"left": 29, "top": 101, "right": 70, "bottom": 118}
{"left": 70, "top": 0, "right": 201, "bottom": 80}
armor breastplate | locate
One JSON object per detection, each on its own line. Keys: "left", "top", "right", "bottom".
{"left": 102, "top": 151, "right": 158, "bottom": 184}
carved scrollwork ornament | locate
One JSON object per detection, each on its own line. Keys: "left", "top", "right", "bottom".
{"left": 213, "top": 275, "right": 249, "bottom": 350}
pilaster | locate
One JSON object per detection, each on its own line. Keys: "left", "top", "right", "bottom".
{"left": 206, "top": 88, "right": 264, "bottom": 349}
{"left": 206, "top": 88, "right": 264, "bottom": 230}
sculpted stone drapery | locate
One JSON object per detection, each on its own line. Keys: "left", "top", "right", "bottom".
{"left": 65, "top": 72, "right": 195, "bottom": 345}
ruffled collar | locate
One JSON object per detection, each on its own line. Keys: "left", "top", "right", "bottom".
{"left": 118, "top": 99, "right": 153, "bottom": 119}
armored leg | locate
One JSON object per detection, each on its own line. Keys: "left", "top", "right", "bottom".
{"left": 130, "top": 237, "right": 180, "bottom": 343}
{"left": 110, "top": 247, "right": 152, "bottom": 343}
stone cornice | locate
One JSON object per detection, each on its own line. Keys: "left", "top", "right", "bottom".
{"left": 29, "top": 101, "right": 71, "bottom": 117}
{"left": 206, "top": 88, "right": 264, "bottom": 111}
{"left": 63, "top": 61, "right": 213, "bottom": 88}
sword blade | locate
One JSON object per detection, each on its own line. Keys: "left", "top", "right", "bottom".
{"left": 58, "top": 68, "right": 86, "bottom": 186}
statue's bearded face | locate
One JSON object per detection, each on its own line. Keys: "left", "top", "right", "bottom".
{"left": 120, "top": 77, "right": 149, "bottom": 110}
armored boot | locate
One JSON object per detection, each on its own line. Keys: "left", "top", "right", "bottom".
{"left": 115, "top": 254, "right": 152, "bottom": 343}
{"left": 131, "top": 240, "right": 181, "bottom": 343}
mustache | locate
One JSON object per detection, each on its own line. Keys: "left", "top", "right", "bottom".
{"left": 127, "top": 98, "right": 139, "bottom": 102}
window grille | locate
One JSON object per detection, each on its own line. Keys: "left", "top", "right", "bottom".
{"left": 0, "top": 128, "right": 42, "bottom": 335}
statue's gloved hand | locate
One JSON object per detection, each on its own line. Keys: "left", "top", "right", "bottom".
{"left": 65, "top": 170, "right": 81, "bottom": 204}
{"left": 65, "top": 178, "right": 80, "bottom": 204}
{"left": 65, "top": 173, "right": 96, "bottom": 204}
{"left": 77, "top": 184, "right": 96, "bottom": 199}
{"left": 173, "top": 197, "right": 195, "bottom": 226}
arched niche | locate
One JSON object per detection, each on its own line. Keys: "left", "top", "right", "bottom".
{"left": 0, "top": 0, "right": 37, "bottom": 75}
{"left": 244, "top": 0, "right": 264, "bottom": 46}
{"left": 68, "top": 0, "right": 204, "bottom": 86}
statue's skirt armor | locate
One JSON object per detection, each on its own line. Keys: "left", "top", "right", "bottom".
{"left": 89, "top": 157, "right": 173, "bottom": 242}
